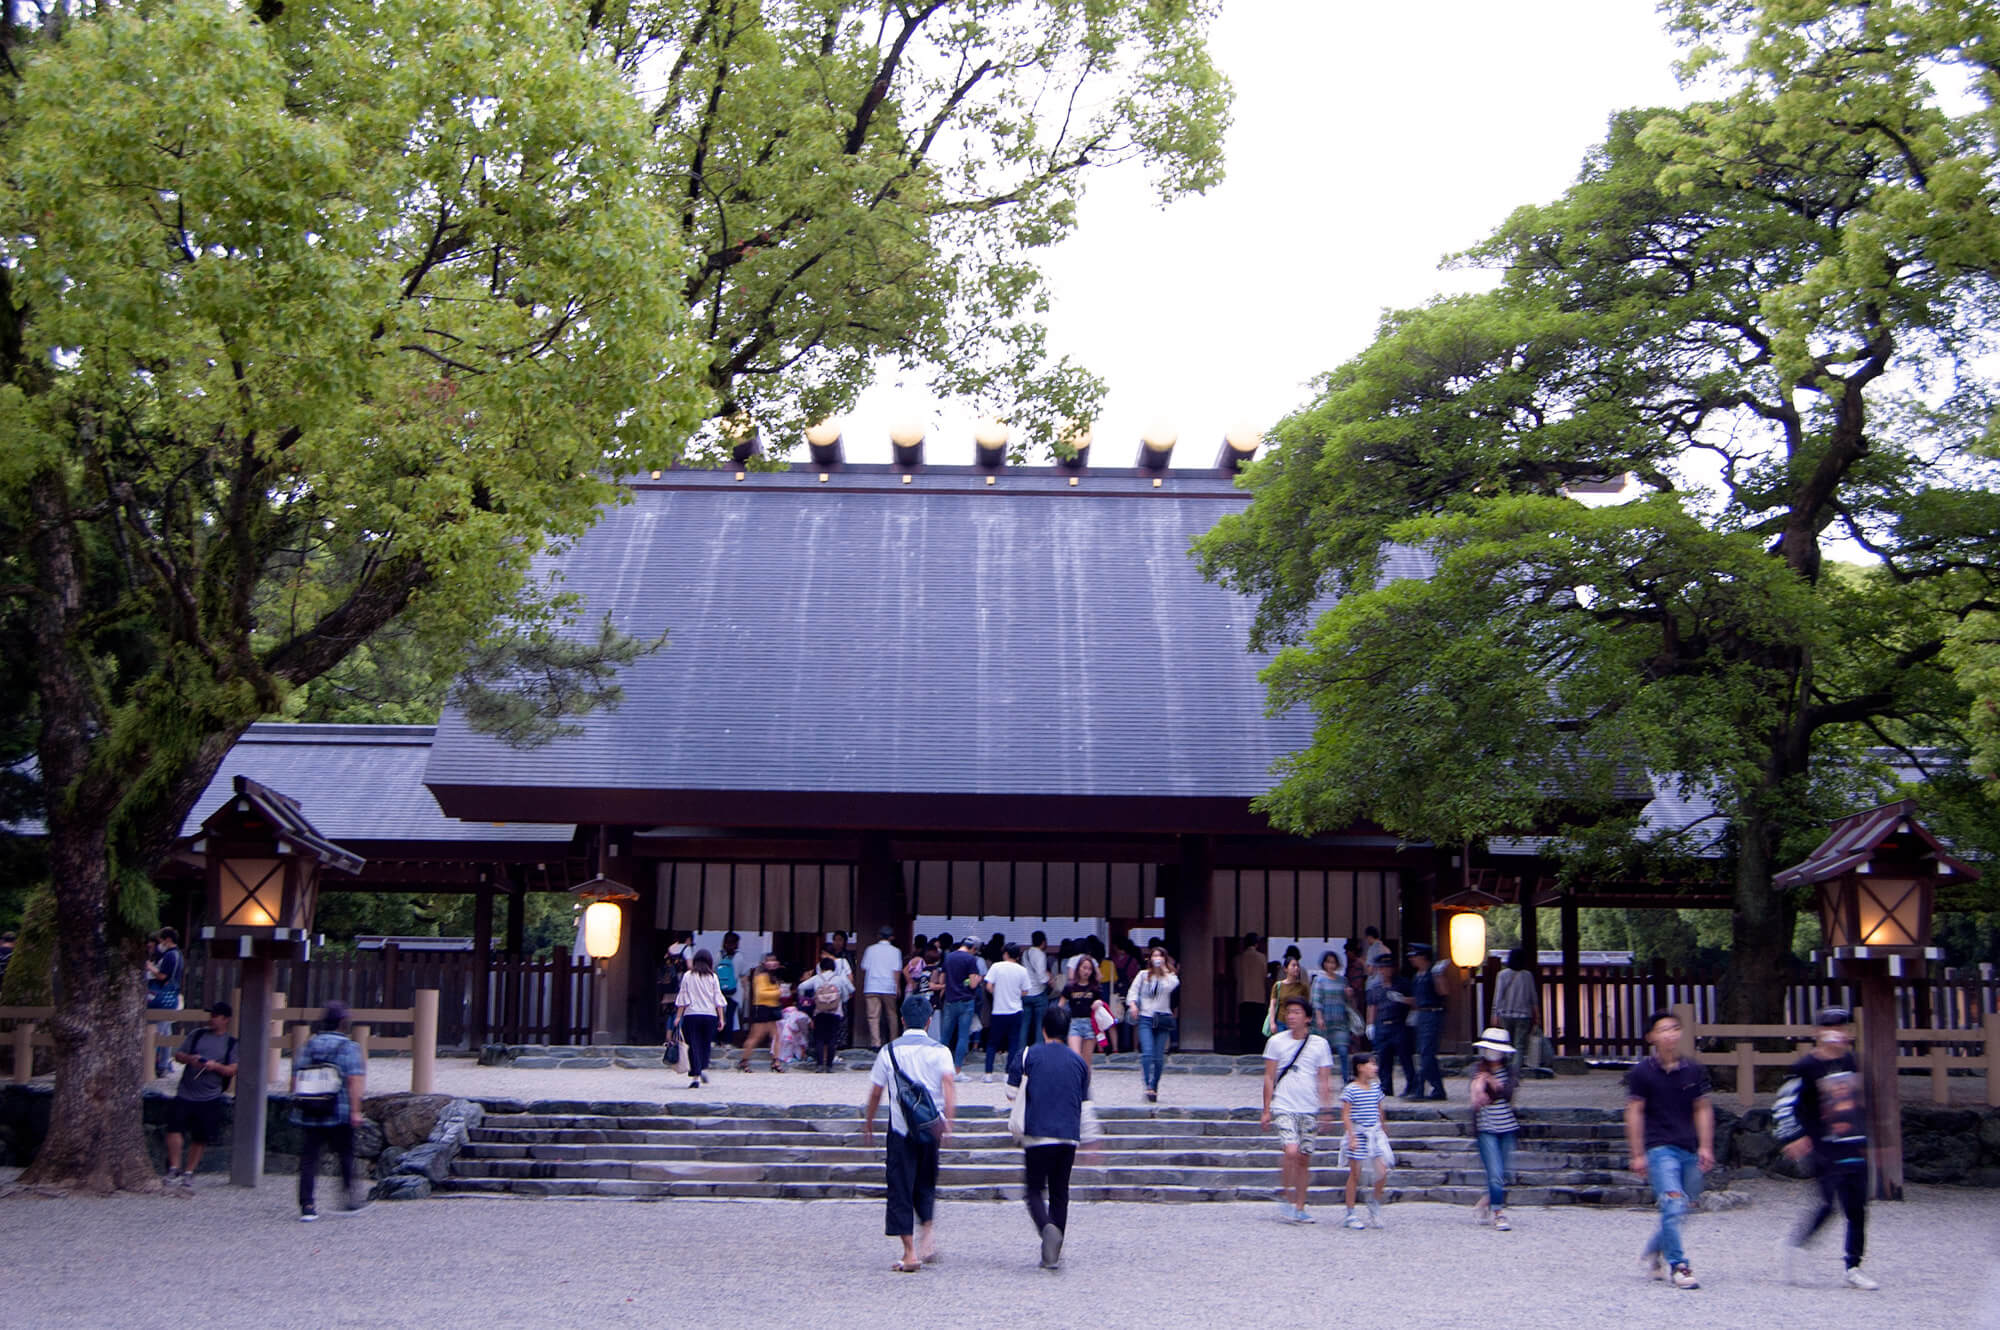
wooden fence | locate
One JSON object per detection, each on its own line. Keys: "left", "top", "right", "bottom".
{"left": 3, "top": 992, "right": 437, "bottom": 1093}
{"left": 1470, "top": 966, "right": 2000, "bottom": 1060}
{"left": 1672, "top": 1001, "right": 2000, "bottom": 1109}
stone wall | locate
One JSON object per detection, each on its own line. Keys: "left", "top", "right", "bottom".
{"left": 1721, "top": 1103, "right": 2000, "bottom": 1186}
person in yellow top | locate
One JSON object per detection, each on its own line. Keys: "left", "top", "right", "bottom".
{"left": 739, "top": 954, "right": 787, "bottom": 1072}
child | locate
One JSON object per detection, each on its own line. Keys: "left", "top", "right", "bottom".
{"left": 1469, "top": 1027, "right": 1520, "bottom": 1230}
{"left": 774, "top": 1003, "right": 812, "bottom": 1068}
{"left": 1339, "top": 1049, "right": 1392, "bottom": 1229}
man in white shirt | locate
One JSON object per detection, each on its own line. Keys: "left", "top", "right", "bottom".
{"left": 983, "top": 943, "right": 1033, "bottom": 1092}
{"left": 1260, "top": 995, "right": 1336, "bottom": 1224}
{"left": 859, "top": 925, "right": 905, "bottom": 1050}
{"left": 865, "top": 995, "right": 958, "bottom": 1272}
{"left": 1022, "top": 931, "right": 1052, "bottom": 1054}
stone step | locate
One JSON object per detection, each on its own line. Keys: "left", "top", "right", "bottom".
{"left": 468, "top": 1114, "right": 1625, "bottom": 1143}
{"left": 433, "top": 1176, "right": 1656, "bottom": 1206}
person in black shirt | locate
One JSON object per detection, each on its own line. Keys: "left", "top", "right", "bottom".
{"left": 1774, "top": 1007, "right": 1879, "bottom": 1290}
{"left": 1624, "top": 1009, "right": 1713, "bottom": 1290}
{"left": 1402, "top": 943, "right": 1447, "bottom": 1100}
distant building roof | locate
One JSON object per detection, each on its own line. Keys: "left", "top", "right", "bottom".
{"left": 425, "top": 465, "right": 1437, "bottom": 830}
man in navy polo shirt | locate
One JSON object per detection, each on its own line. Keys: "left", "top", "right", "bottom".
{"left": 938, "top": 936, "right": 983, "bottom": 1076}
{"left": 1625, "top": 1009, "right": 1714, "bottom": 1290}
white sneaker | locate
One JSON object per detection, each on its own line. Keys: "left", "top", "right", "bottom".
{"left": 1274, "top": 1200, "right": 1299, "bottom": 1223}
{"left": 1843, "top": 1267, "right": 1880, "bottom": 1291}
{"left": 954, "top": 1072, "right": 971, "bottom": 1083}
{"left": 1342, "top": 1212, "right": 1367, "bottom": 1230}
{"left": 1365, "top": 1200, "right": 1385, "bottom": 1229}
{"left": 1492, "top": 1211, "right": 1511, "bottom": 1231}
{"left": 982, "top": 1072, "right": 994, "bottom": 1084}
{"left": 1295, "top": 1208, "right": 1318, "bottom": 1223}
{"left": 1472, "top": 1196, "right": 1490, "bottom": 1226}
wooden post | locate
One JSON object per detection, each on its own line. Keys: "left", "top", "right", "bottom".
{"left": 269, "top": 991, "right": 289, "bottom": 1089}
{"left": 1851, "top": 959, "right": 1905, "bottom": 1201}
{"left": 382, "top": 941, "right": 401, "bottom": 1012}
{"left": 1736, "top": 1035, "right": 1757, "bottom": 1109}
{"left": 470, "top": 887, "right": 493, "bottom": 1047}
{"left": 1984, "top": 1006, "right": 2000, "bottom": 1110}
{"left": 1174, "top": 835, "right": 1217, "bottom": 1052}
{"left": 230, "top": 956, "right": 274, "bottom": 1189}
{"left": 412, "top": 989, "right": 438, "bottom": 1095}
{"left": 12, "top": 1019, "right": 33, "bottom": 1084}
{"left": 1560, "top": 893, "right": 1582, "bottom": 1056}
{"left": 352, "top": 1021, "right": 372, "bottom": 1061}
{"left": 550, "top": 950, "right": 571, "bottom": 1047}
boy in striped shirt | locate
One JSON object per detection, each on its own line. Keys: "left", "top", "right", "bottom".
{"left": 1339, "top": 1050, "right": 1390, "bottom": 1228}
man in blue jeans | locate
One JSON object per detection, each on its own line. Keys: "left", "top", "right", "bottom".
{"left": 1401, "top": 943, "right": 1447, "bottom": 1101}
{"left": 1624, "top": 1009, "right": 1714, "bottom": 1290}
{"left": 937, "top": 936, "right": 983, "bottom": 1077}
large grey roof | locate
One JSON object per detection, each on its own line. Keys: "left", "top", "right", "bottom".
{"left": 184, "top": 724, "right": 573, "bottom": 844}
{"left": 426, "top": 465, "right": 1434, "bottom": 821}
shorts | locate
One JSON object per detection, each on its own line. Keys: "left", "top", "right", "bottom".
{"left": 1067, "top": 1017, "right": 1096, "bottom": 1041}
{"left": 165, "top": 1096, "right": 226, "bottom": 1145}
{"left": 1272, "top": 1111, "right": 1319, "bottom": 1153}
{"left": 750, "top": 1005, "right": 782, "bottom": 1024}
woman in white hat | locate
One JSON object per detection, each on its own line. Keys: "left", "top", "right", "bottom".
{"left": 1469, "top": 1026, "right": 1520, "bottom": 1230}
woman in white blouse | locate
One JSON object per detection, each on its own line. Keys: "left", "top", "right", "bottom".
{"left": 1126, "top": 947, "right": 1180, "bottom": 1103}
{"left": 674, "top": 950, "right": 730, "bottom": 1090}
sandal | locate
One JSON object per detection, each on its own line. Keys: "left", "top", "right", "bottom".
{"left": 890, "top": 1260, "right": 922, "bottom": 1274}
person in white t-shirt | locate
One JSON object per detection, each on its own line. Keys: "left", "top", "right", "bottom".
{"left": 859, "top": 926, "right": 905, "bottom": 1050}
{"left": 1260, "top": 995, "right": 1336, "bottom": 1224}
{"left": 983, "top": 944, "right": 1033, "bottom": 1091}
{"left": 1022, "top": 931, "right": 1053, "bottom": 1054}
{"left": 864, "top": 995, "right": 959, "bottom": 1272}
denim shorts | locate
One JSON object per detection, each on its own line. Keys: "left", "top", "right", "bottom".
{"left": 1067, "top": 1017, "right": 1096, "bottom": 1041}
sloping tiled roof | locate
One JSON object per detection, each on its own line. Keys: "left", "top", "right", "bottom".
{"left": 426, "top": 465, "right": 1435, "bottom": 821}
{"left": 183, "top": 724, "right": 573, "bottom": 844}
{"left": 1773, "top": 798, "right": 1980, "bottom": 888}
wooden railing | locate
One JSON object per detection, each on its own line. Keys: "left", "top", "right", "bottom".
{"left": 1672, "top": 1000, "right": 2000, "bottom": 1108}
{"left": 3, "top": 990, "right": 438, "bottom": 1094}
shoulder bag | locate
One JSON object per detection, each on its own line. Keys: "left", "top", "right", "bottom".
{"left": 884, "top": 1039, "right": 946, "bottom": 1141}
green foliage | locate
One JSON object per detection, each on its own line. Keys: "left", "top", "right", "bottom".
{"left": 0, "top": 886, "right": 56, "bottom": 1006}
{"left": 314, "top": 890, "right": 575, "bottom": 959}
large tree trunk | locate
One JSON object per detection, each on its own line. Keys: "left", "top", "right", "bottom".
{"left": 16, "top": 819, "right": 161, "bottom": 1192}
{"left": 1720, "top": 808, "right": 1794, "bottom": 1025}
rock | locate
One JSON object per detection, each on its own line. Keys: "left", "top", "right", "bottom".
{"left": 1732, "top": 1130, "right": 1778, "bottom": 1169}
{"left": 1978, "top": 1113, "right": 2000, "bottom": 1161}
{"left": 377, "top": 1094, "right": 456, "bottom": 1148}
{"left": 1697, "top": 1188, "right": 1752, "bottom": 1212}
{"left": 375, "top": 1173, "right": 432, "bottom": 1201}
{"left": 476, "top": 1044, "right": 516, "bottom": 1067}
{"left": 352, "top": 1117, "right": 386, "bottom": 1160}
{"left": 379, "top": 1146, "right": 405, "bottom": 1172}
{"left": 1905, "top": 1131, "right": 1979, "bottom": 1184}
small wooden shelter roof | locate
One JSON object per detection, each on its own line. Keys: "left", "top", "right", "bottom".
{"left": 1772, "top": 798, "right": 1979, "bottom": 889}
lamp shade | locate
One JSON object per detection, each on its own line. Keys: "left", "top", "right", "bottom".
{"left": 582, "top": 900, "right": 624, "bottom": 960}
{"left": 1448, "top": 911, "right": 1488, "bottom": 970}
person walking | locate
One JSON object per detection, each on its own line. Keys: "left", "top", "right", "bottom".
{"left": 1126, "top": 946, "right": 1179, "bottom": 1103}
{"left": 859, "top": 925, "right": 904, "bottom": 1050}
{"left": 1774, "top": 1006, "right": 1878, "bottom": 1289}
{"left": 1012, "top": 1004, "right": 1096, "bottom": 1270}
{"left": 863, "top": 994, "right": 957, "bottom": 1273}
{"left": 801, "top": 957, "right": 855, "bottom": 1072}
{"left": 1266, "top": 955, "right": 1309, "bottom": 1038}
{"left": 291, "top": 1000, "right": 367, "bottom": 1222}
{"left": 1402, "top": 943, "right": 1448, "bottom": 1100}
{"left": 1468, "top": 1027, "right": 1520, "bottom": 1229}
{"left": 937, "top": 936, "right": 983, "bottom": 1077}
{"left": 1235, "top": 933, "right": 1268, "bottom": 1049}
{"left": 1491, "top": 948, "right": 1538, "bottom": 1073}
{"left": 1310, "top": 949, "right": 1353, "bottom": 1083}
{"left": 983, "top": 942, "right": 1033, "bottom": 1091}
{"left": 163, "top": 1001, "right": 238, "bottom": 1187}
{"left": 739, "top": 953, "right": 787, "bottom": 1072}
{"left": 1625, "top": 1009, "right": 1714, "bottom": 1290}
{"left": 1022, "top": 930, "right": 1052, "bottom": 1055}
{"left": 1061, "top": 954, "right": 1105, "bottom": 1069}
{"left": 1339, "top": 1049, "right": 1391, "bottom": 1228}
{"left": 1260, "top": 995, "right": 1336, "bottom": 1224}
{"left": 675, "top": 949, "right": 728, "bottom": 1088}
{"left": 716, "top": 932, "right": 742, "bottom": 1044}
{"left": 1366, "top": 957, "right": 1414, "bottom": 1097}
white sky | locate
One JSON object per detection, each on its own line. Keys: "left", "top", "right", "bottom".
{"left": 833, "top": 0, "right": 1692, "bottom": 467}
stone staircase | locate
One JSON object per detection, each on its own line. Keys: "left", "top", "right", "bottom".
{"left": 440, "top": 1101, "right": 1657, "bottom": 1207}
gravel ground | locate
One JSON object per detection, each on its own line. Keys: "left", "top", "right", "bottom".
{"left": 1, "top": 1172, "right": 1992, "bottom": 1328}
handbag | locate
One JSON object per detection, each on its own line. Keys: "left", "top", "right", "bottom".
{"left": 1008, "top": 1066, "right": 1030, "bottom": 1146}
{"left": 885, "top": 1040, "right": 946, "bottom": 1141}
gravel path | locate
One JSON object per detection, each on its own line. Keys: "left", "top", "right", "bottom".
{"left": 2, "top": 1173, "right": 1992, "bottom": 1328}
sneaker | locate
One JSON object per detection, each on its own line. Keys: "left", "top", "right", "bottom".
{"left": 1492, "top": 1212, "right": 1511, "bottom": 1232}
{"left": 1144, "top": 1089, "right": 1157, "bottom": 1103}
{"left": 1342, "top": 1212, "right": 1367, "bottom": 1230}
{"left": 1843, "top": 1267, "right": 1880, "bottom": 1291}
{"left": 1275, "top": 1200, "right": 1299, "bottom": 1223}
{"left": 689, "top": 1077, "right": 701, "bottom": 1089}
{"left": 1472, "top": 1196, "right": 1490, "bottom": 1226}
{"left": 699, "top": 1072, "right": 709, "bottom": 1084}
{"left": 1040, "top": 1222, "right": 1064, "bottom": 1270}
{"left": 1670, "top": 1263, "right": 1700, "bottom": 1290}
{"left": 1295, "top": 1208, "right": 1318, "bottom": 1223}
{"left": 955, "top": 1072, "right": 971, "bottom": 1083}
{"left": 299, "top": 1207, "right": 319, "bottom": 1223}
{"left": 1365, "top": 1199, "right": 1385, "bottom": 1229}
{"left": 347, "top": 1184, "right": 371, "bottom": 1212}
{"left": 1643, "top": 1251, "right": 1666, "bottom": 1281}
{"left": 983, "top": 1072, "right": 995, "bottom": 1084}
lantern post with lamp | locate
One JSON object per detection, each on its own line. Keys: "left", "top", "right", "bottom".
{"left": 1773, "top": 799, "right": 1977, "bottom": 1200}
{"left": 1434, "top": 873, "right": 1505, "bottom": 1051}
{"left": 572, "top": 865, "right": 638, "bottom": 1046}
{"left": 184, "top": 776, "right": 363, "bottom": 1187}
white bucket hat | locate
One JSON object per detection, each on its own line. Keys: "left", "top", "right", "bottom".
{"left": 1473, "top": 1026, "right": 1515, "bottom": 1054}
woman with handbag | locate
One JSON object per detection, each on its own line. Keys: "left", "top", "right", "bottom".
{"left": 1060, "top": 955, "right": 1104, "bottom": 1068}
{"left": 1125, "top": 947, "right": 1180, "bottom": 1103}
{"left": 1310, "top": 949, "right": 1353, "bottom": 1083}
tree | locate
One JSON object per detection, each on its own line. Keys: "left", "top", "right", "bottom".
{"left": 1194, "top": 90, "right": 1999, "bottom": 1023}
{"left": 1, "top": 0, "right": 1228, "bottom": 1192}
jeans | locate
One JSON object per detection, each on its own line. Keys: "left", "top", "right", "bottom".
{"left": 1499, "top": 1015, "right": 1534, "bottom": 1073}
{"left": 883, "top": 1129, "right": 940, "bottom": 1236}
{"left": 938, "top": 1001, "right": 976, "bottom": 1070}
{"left": 1475, "top": 1129, "right": 1516, "bottom": 1208}
{"left": 681, "top": 1014, "right": 717, "bottom": 1078}
{"left": 1643, "top": 1145, "right": 1704, "bottom": 1267}
{"left": 985, "top": 1011, "right": 1025, "bottom": 1082}
{"left": 1413, "top": 1010, "right": 1445, "bottom": 1096}
{"left": 1796, "top": 1164, "right": 1867, "bottom": 1268}
{"left": 298, "top": 1122, "right": 356, "bottom": 1213}
{"left": 1136, "top": 1014, "right": 1177, "bottom": 1090}
{"left": 1024, "top": 1142, "right": 1077, "bottom": 1235}
{"left": 1022, "top": 994, "right": 1049, "bottom": 1050}
{"left": 1375, "top": 1023, "right": 1413, "bottom": 1096}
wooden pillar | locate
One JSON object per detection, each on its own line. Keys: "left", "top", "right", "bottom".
{"left": 855, "top": 833, "right": 905, "bottom": 946}
{"left": 470, "top": 885, "right": 493, "bottom": 1047}
{"left": 1560, "top": 892, "right": 1582, "bottom": 1057}
{"left": 1851, "top": 959, "right": 1906, "bottom": 1200}
{"left": 1519, "top": 889, "right": 1540, "bottom": 961}
{"left": 1400, "top": 861, "right": 1436, "bottom": 951}
{"left": 550, "top": 949, "right": 572, "bottom": 1047}
{"left": 504, "top": 882, "right": 527, "bottom": 956}
{"left": 626, "top": 866, "right": 660, "bottom": 1044}
{"left": 230, "top": 955, "right": 274, "bottom": 1189}
{"left": 1171, "top": 835, "right": 1217, "bottom": 1051}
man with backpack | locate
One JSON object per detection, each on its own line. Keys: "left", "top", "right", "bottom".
{"left": 863, "top": 993, "right": 958, "bottom": 1272}
{"left": 163, "top": 1000, "right": 238, "bottom": 1188}
{"left": 290, "top": 999, "right": 368, "bottom": 1222}
{"left": 800, "top": 957, "right": 855, "bottom": 1072}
